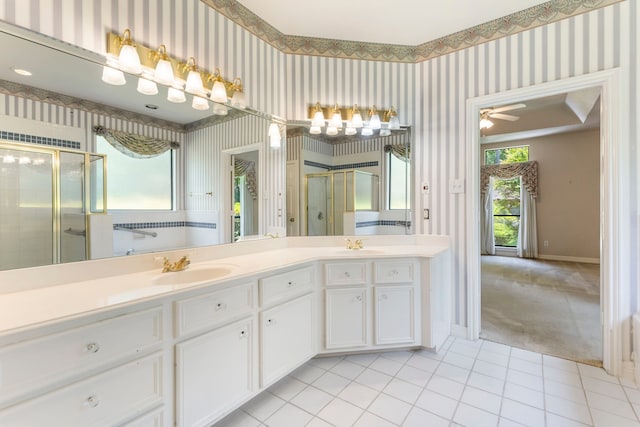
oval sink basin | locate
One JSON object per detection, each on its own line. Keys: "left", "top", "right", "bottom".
{"left": 153, "top": 266, "right": 234, "bottom": 286}
{"left": 333, "top": 249, "right": 384, "bottom": 256}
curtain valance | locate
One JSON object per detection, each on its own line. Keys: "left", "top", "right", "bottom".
{"left": 93, "top": 125, "right": 179, "bottom": 159}
{"left": 481, "top": 160, "right": 538, "bottom": 198}
{"left": 384, "top": 143, "right": 411, "bottom": 162}
{"left": 234, "top": 159, "right": 257, "bottom": 200}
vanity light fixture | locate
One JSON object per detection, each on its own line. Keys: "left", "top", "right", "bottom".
{"left": 101, "top": 54, "right": 126, "bottom": 86}
{"left": 311, "top": 102, "right": 326, "bottom": 127}
{"left": 191, "top": 95, "right": 210, "bottom": 111}
{"left": 330, "top": 103, "right": 343, "bottom": 129}
{"left": 212, "top": 103, "right": 229, "bottom": 116}
{"left": 183, "top": 57, "right": 205, "bottom": 95}
{"left": 150, "top": 45, "right": 175, "bottom": 86}
{"left": 361, "top": 126, "right": 373, "bottom": 136}
{"left": 350, "top": 105, "right": 364, "bottom": 128}
{"left": 269, "top": 123, "right": 281, "bottom": 148}
{"left": 309, "top": 126, "right": 322, "bottom": 135}
{"left": 116, "top": 29, "right": 142, "bottom": 75}
{"left": 136, "top": 68, "right": 159, "bottom": 95}
{"left": 385, "top": 106, "right": 400, "bottom": 130}
{"left": 167, "top": 85, "right": 186, "bottom": 103}
{"left": 230, "top": 78, "right": 246, "bottom": 109}
{"left": 208, "top": 68, "right": 228, "bottom": 103}
{"left": 368, "top": 106, "right": 382, "bottom": 130}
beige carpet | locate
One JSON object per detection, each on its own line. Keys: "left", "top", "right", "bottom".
{"left": 481, "top": 255, "right": 602, "bottom": 365}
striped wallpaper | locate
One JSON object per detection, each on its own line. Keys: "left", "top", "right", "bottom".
{"left": 1, "top": 1, "right": 638, "bottom": 341}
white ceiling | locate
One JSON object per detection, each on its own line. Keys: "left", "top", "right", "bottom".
{"left": 236, "top": 0, "right": 550, "bottom": 45}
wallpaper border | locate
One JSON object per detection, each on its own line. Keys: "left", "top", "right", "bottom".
{"left": 201, "top": 0, "right": 624, "bottom": 63}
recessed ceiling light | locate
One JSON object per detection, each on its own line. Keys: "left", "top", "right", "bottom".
{"left": 145, "top": 104, "right": 159, "bottom": 110}
{"left": 12, "top": 68, "right": 32, "bottom": 76}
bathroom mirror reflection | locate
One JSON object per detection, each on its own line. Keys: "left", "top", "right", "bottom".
{"left": 286, "top": 127, "right": 412, "bottom": 237}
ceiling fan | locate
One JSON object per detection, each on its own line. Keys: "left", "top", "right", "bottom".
{"left": 479, "top": 103, "right": 526, "bottom": 129}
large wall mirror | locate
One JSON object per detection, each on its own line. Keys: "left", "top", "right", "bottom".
{"left": 0, "top": 22, "right": 284, "bottom": 271}
{"left": 285, "top": 126, "right": 412, "bottom": 238}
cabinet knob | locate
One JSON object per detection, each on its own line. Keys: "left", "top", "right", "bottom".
{"left": 266, "top": 318, "right": 275, "bottom": 326}
{"left": 344, "top": 271, "right": 351, "bottom": 278}
{"left": 287, "top": 281, "right": 293, "bottom": 287}
{"left": 391, "top": 269, "right": 399, "bottom": 275}
{"left": 240, "top": 329, "right": 247, "bottom": 338}
{"left": 85, "top": 395, "right": 100, "bottom": 408}
{"left": 85, "top": 342, "right": 100, "bottom": 353}
{"left": 381, "top": 294, "right": 388, "bottom": 300}
{"left": 215, "top": 302, "right": 227, "bottom": 311}
{"left": 355, "top": 295, "right": 362, "bottom": 302}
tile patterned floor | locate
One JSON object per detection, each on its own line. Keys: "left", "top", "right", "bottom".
{"left": 215, "top": 337, "right": 640, "bottom": 427}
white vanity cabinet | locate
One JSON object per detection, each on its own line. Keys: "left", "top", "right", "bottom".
{"left": 322, "top": 259, "right": 420, "bottom": 352}
{"left": 259, "top": 266, "right": 316, "bottom": 387}
{"left": 173, "top": 281, "right": 257, "bottom": 427}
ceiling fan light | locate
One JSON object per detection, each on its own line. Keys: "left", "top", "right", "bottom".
{"left": 480, "top": 117, "right": 494, "bottom": 129}
{"left": 167, "top": 87, "right": 186, "bottom": 103}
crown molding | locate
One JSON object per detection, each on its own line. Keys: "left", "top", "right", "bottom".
{"left": 201, "top": 0, "right": 624, "bottom": 63}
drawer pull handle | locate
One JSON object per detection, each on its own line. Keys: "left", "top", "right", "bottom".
{"left": 85, "top": 395, "right": 100, "bottom": 408}
{"left": 344, "top": 272, "right": 351, "bottom": 278}
{"left": 391, "top": 269, "right": 399, "bottom": 275}
{"left": 86, "top": 342, "right": 101, "bottom": 353}
{"left": 215, "top": 302, "right": 227, "bottom": 311}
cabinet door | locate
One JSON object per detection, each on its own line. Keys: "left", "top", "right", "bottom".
{"left": 325, "top": 288, "right": 367, "bottom": 349}
{"left": 261, "top": 294, "right": 314, "bottom": 387}
{"left": 176, "top": 319, "right": 253, "bottom": 427}
{"left": 374, "top": 286, "right": 415, "bottom": 345}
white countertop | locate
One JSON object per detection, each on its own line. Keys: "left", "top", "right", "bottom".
{"left": 0, "top": 236, "right": 449, "bottom": 334}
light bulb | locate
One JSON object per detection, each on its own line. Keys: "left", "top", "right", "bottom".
{"left": 154, "top": 58, "right": 175, "bottom": 86}
{"left": 330, "top": 104, "right": 343, "bottom": 128}
{"left": 231, "top": 89, "right": 246, "bottom": 109}
{"left": 311, "top": 102, "right": 325, "bottom": 127}
{"left": 101, "top": 54, "right": 126, "bottom": 85}
{"left": 167, "top": 86, "right": 186, "bottom": 103}
{"left": 369, "top": 107, "right": 382, "bottom": 130}
{"left": 191, "top": 95, "right": 209, "bottom": 110}
{"left": 137, "top": 69, "right": 158, "bottom": 95}
{"left": 351, "top": 106, "right": 363, "bottom": 128}
{"left": 210, "top": 80, "right": 228, "bottom": 103}
{"left": 185, "top": 70, "right": 204, "bottom": 94}
{"left": 118, "top": 44, "right": 142, "bottom": 75}
{"left": 480, "top": 117, "right": 494, "bottom": 129}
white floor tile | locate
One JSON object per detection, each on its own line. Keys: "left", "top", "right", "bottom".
{"left": 380, "top": 350, "right": 413, "bottom": 364}
{"left": 498, "top": 418, "right": 526, "bottom": 427}
{"left": 509, "top": 358, "right": 543, "bottom": 376}
{"left": 308, "top": 356, "right": 343, "bottom": 371}
{"left": 317, "top": 398, "right": 364, "bottom": 427}
{"left": 578, "top": 363, "right": 618, "bottom": 384}
{"left": 416, "top": 348, "right": 445, "bottom": 360}
{"left": 215, "top": 410, "right": 261, "bottom": 427}
{"left": 414, "top": 389, "right": 459, "bottom": 420}
{"left": 453, "top": 402, "right": 500, "bottom": 427}
{"left": 482, "top": 340, "right": 512, "bottom": 356}
{"left": 383, "top": 378, "right": 423, "bottom": 404}
{"left": 461, "top": 386, "right": 502, "bottom": 415}
{"left": 355, "top": 368, "right": 393, "bottom": 391}
{"left": 507, "top": 369, "right": 544, "bottom": 392}
{"left": 546, "top": 412, "right": 592, "bottom": 427}
{"left": 396, "top": 364, "right": 433, "bottom": 387}
{"left": 330, "top": 360, "right": 366, "bottom": 380}
{"left": 268, "top": 376, "right": 307, "bottom": 401}
{"left": 500, "top": 398, "right": 545, "bottom": 426}
{"left": 405, "top": 353, "right": 440, "bottom": 373}
{"left": 544, "top": 378, "right": 588, "bottom": 405}
{"left": 586, "top": 390, "right": 637, "bottom": 421}
{"left": 477, "top": 349, "right": 511, "bottom": 367}
{"left": 545, "top": 394, "right": 593, "bottom": 425}
{"left": 265, "top": 403, "right": 313, "bottom": 427}
{"left": 474, "top": 359, "right": 508, "bottom": 380}
{"left": 402, "top": 406, "right": 450, "bottom": 427}
{"left": 543, "top": 366, "right": 583, "bottom": 388}
{"left": 353, "top": 411, "right": 396, "bottom": 427}
{"left": 503, "top": 382, "right": 544, "bottom": 409}
{"left": 591, "top": 408, "right": 640, "bottom": 427}
{"left": 291, "top": 364, "right": 326, "bottom": 384}
{"left": 443, "top": 350, "right": 476, "bottom": 370}
{"left": 243, "top": 392, "right": 287, "bottom": 422}
{"left": 543, "top": 355, "right": 579, "bottom": 373}
{"left": 426, "top": 375, "right": 465, "bottom": 400}
{"left": 338, "top": 381, "right": 380, "bottom": 409}
{"left": 368, "top": 393, "right": 413, "bottom": 424}
{"left": 468, "top": 371, "right": 506, "bottom": 395}
{"left": 626, "top": 387, "right": 640, "bottom": 405}
{"left": 434, "top": 362, "right": 471, "bottom": 384}
{"left": 510, "top": 347, "right": 543, "bottom": 364}
{"left": 290, "top": 386, "right": 333, "bottom": 415}
{"left": 312, "top": 371, "right": 351, "bottom": 396}
{"left": 581, "top": 376, "right": 627, "bottom": 401}
{"left": 345, "top": 352, "right": 379, "bottom": 367}
{"left": 449, "top": 340, "right": 482, "bottom": 359}
{"left": 305, "top": 417, "right": 333, "bottom": 427}
{"left": 369, "top": 356, "right": 404, "bottom": 376}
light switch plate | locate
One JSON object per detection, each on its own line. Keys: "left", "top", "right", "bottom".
{"left": 449, "top": 179, "right": 465, "bottom": 194}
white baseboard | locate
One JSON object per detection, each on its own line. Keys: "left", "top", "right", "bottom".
{"left": 537, "top": 254, "right": 600, "bottom": 264}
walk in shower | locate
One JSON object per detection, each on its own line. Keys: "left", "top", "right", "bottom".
{"left": 305, "top": 170, "right": 379, "bottom": 236}
{"left": 0, "top": 142, "right": 106, "bottom": 270}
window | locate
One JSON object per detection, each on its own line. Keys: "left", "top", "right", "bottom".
{"left": 485, "top": 146, "right": 529, "bottom": 247}
{"left": 96, "top": 136, "right": 173, "bottom": 210}
{"left": 386, "top": 151, "right": 411, "bottom": 210}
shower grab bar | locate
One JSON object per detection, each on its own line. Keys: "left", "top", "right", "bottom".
{"left": 113, "top": 226, "right": 158, "bottom": 238}
{"left": 64, "top": 227, "right": 86, "bottom": 237}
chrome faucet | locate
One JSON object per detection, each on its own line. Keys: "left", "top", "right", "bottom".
{"left": 345, "top": 239, "right": 364, "bottom": 250}
{"left": 162, "top": 255, "right": 191, "bottom": 273}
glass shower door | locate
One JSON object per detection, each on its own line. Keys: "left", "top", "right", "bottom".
{"left": 0, "top": 146, "right": 54, "bottom": 270}
{"left": 59, "top": 151, "right": 87, "bottom": 264}
{"left": 306, "top": 174, "right": 332, "bottom": 236}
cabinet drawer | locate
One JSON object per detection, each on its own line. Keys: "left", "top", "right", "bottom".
{"left": 175, "top": 283, "right": 254, "bottom": 337}
{"left": 0, "top": 353, "right": 164, "bottom": 427}
{"left": 374, "top": 261, "right": 414, "bottom": 283}
{"left": 260, "top": 266, "right": 314, "bottom": 307}
{"left": 325, "top": 262, "right": 367, "bottom": 286}
{"left": 123, "top": 408, "right": 164, "bottom": 427}
{"left": 0, "top": 307, "right": 163, "bottom": 405}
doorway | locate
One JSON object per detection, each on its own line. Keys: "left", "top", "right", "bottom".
{"left": 466, "top": 69, "right": 628, "bottom": 376}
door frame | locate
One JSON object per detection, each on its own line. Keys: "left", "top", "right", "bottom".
{"left": 221, "top": 143, "right": 264, "bottom": 243}
{"left": 465, "top": 69, "right": 629, "bottom": 376}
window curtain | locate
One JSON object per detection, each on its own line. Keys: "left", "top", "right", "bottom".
{"left": 481, "top": 177, "right": 495, "bottom": 255}
{"left": 93, "top": 125, "right": 179, "bottom": 159}
{"left": 480, "top": 161, "right": 538, "bottom": 258}
{"left": 234, "top": 159, "right": 257, "bottom": 200}
{"left": 384, "top": 143, "right": 410, "bottom": 162}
